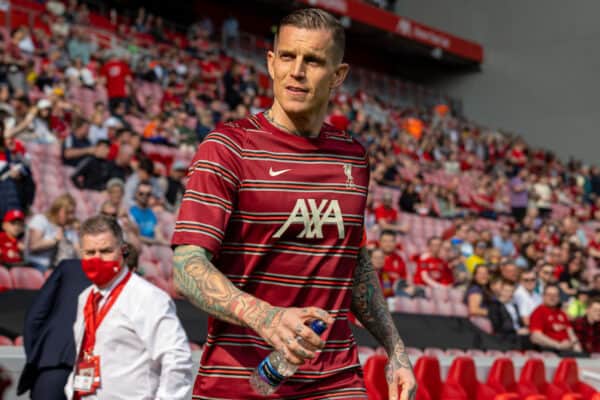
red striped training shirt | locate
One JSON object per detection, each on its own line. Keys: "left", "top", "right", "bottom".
{"left": 172, "top": 113, "right": 370, "bottom": 399}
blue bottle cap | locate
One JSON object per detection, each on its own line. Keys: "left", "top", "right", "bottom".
{"left": 310, "top": 319, "right": 327, "bottom": 335}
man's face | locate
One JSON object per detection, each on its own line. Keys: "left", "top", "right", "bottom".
{"left": 382, "top": 194, "right": 392, "bottom": 208}
{"left": 136, "top": 185, "right": 152, "bottom": 208}
{"left": 428, "top": 239, "right": 442, "bottom": 257}
{"left": 587, "top": 302, "right": 600, "bottom": 323}
{"left": 543, "top": 287, "right": 560, "bottom": 308}
{"left": 520, "top": 272, "right": 537, "bottom": 291}
{"left": 108, "top": 185, "right": 123, "bottom": 205}
{"left": 501, "top": 264, "right": 519, "bottom": 282}
{"left": 267, "top": 26, "right": 348, "bottom": 117}
{"left": 594, "top": 276, "right": 600, "bottom": 290}
{"left": 499, "top": 284, "right": 516, "bottom": 303}
{"left": 379, "top": 234, "right": 396, "bottom": 254}
{"left": 539, "top": 266, "right": 555, "bottom": 284}
{"left": 81, "top": 231, "right": 122, "bottom": 265}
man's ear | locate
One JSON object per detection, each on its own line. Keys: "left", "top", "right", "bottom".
{"left": 267, "top": 50, "right": 275, "bottom": 81}
{"left": 331, "top": 63, "right": 349, "bottom": 89}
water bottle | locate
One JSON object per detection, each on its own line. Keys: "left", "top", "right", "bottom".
{"left": 249, "top": 319, "right": 327, "bottom": 395}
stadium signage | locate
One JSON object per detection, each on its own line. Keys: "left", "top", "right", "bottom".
{"left": 300, "top": 0, "right": 483, "bottom": 63}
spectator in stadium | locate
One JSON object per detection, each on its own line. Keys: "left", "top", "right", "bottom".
{"left": 371, "top": 247, "right": 394, "bottom": 297}
{"left": 398, "top": 181, "right": 420, "bottom": 213}
{"left": 61, "top": 118, "right": 93, "bottom": 167}
{"left": 70, "top": 140, "right": 115, "bottom": 190}
{"left": 567, "top": 288, "right": 589, "bottom": 319}
{"left": 558, "top": 256, "right": 585, "bottom": 299}
{"left": 0, "top": 119, "right": 34, "bottom": 215}
{"left": 562, "top": 216, "right": 588, "bottom": 247}
{"left": 0, "top": 209, "right": 26, "bottom": 266}
{"left": 465, "top": 240, "right": 488, "bottom": 275}
{"left": 18, "top": 258, "right": 91, "bottom": 400}
{"left": 459, "top": 227, "right": 479, "bottom": 258}
{"left": 572, "top": 297, "right": 600, "bottom": 354}
{"left": 536, "top": 262, "right": 557, "bottom": 295}
{"left": 374, "top": 192, "right": 408, "bottom": 233}
{"left": 413, "top": 236, "right": 454, "bottom": 289}
{"left": 590, "top": 273, "right": 600, "bottom": 298}
{"left": 499, "top": 262, "right": 520, "bottom": 284}
{"left": 165, "top": 161, "right": 187, "bottom": 212}
{"left": 99, "top": 200, "right": 142, "bottom": 252}
{"left": 529, "top": 285, "right": 582, "bottom": 353}
{"left": 509, "top": 168, "right": 529, "bottom": 222}
{"left": 532, "top": 175, "right": 553, "bottom": 220}
{"left": 588, "top": 228, "right": 600, "bottom": 263}
{"left": 100, "top": 53, "right": 133, "bottom": 113}
{"left": 464, "top": 264, "right": 493, "bottom": 317}
{"left": 25, "top": 194, "right": 77, "bottom": 272}
{"left": 65, "top": 215, "right": 193, "bottom": 399}
{"left": 487, "top": 279, "right": 529, "bottom": 346}
{"left": 513, "top": 270, "right": 542, "bottom": 325}
{"left": 104, "top": 178, "right": 126, "bottom": 213}
{"left": 129, "top": 181, "right": 168, "bottom": 246}
{"left": 172, "top": 8, "right": 416, "bottom": 399}
{"left": 492, "top": 224, "right": 516, "bottom": 258}
{"left": 124, "top": 157, "right": 162, "bottom": 209}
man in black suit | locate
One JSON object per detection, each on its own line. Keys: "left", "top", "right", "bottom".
{"left": 488, "top": 279, "right": 531, "bottom": 349}
{"left": 17, "top": 259, "right": 90, "bottom": 400}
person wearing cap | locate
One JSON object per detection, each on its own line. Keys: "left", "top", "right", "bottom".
{"left": 465, "top": 240, "right": 489, "bottom": 275}
{"left": 0, "top": 209, "right": 26, "bottom": 265}
{"left": 165, "top": 161, "right": 187, "bottom": 211}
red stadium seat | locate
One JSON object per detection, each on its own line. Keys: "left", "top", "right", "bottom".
{"left": 453, "top": 302, "right": 469, "bottom": 317}
{"left": 10, "top": 267, "right": 44, "bottom": 290}
{"left": 444, "top": 356, "right": 507, "bottom": 400}
{"left": 406, "top": 347, "right": 423, "bottom": 357}
{"left": 0, "top": 266, "right": 12, "bottom": 291}
{"left": 14, "top": 336, "right": 23, "bottom": 346}
{"left": 552, "top": 358, "right": 599, "bottom": 399}
{"left": 365, "top": 355, "right": 432, "bottom": 400}
{"left": 0, "top": 336, "right": 12, "bottom": 346}
{"left": 487, "top": 358, "right": 519, "bottom": 394}
{"left": 397, "top": 297, "right": 419, "bottom": 314}
{"left": 435, "top": 299, "right": 454, "bottom": 316}
{"left": 430, "top": 285, "right": 449, "bottom": 302}
{"left": 424, "top": 347, "right": 445, "bottom": 358}
{"left": 519, "top": 358, "right": 580, "bottom": 400}
{"left": 415, "top": 298, "right": 437, "bottom": 315}
{"left": 414, "top": 356, "right": 444, "bottom": 400}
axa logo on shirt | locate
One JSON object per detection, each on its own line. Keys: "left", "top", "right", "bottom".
{"left": 274, "top": 199, "right": 345, "bottom": 239}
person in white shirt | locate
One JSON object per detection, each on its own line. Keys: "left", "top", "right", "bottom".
{"left": 513, "top": 270, "right": 542, "bottom": 326}
{"left": 65, "top": 215, "right": 193, "bottom": 400}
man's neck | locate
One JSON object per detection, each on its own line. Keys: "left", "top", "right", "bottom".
{"left": 266, "top": 102, "right": 326, "bottom": 138}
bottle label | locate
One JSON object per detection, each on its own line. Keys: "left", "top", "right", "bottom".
{"left": 257, "top": 357, "right": 285, "bottom": 387}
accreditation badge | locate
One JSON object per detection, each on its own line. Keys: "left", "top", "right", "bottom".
{"left": 74, "top": 355, "right": 101, "bottom": 394}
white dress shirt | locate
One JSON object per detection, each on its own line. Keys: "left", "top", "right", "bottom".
{"left": 65, "top": 269, "right": 194, "bottom": 400}
{"left": 514, "top": 285, "right": 542, "bottom": 319}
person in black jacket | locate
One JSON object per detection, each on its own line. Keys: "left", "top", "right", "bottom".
{"left": 17, "top": 259, "right": 90, "bottom": 400}
{"left": 488, "top": 279, "right": 531, "bottom": 349}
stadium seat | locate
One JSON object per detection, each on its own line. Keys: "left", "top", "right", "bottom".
{"left": 415, "top": 298, "right": 437, "bottom": 315}
{"left": 453, "top": 302, "right": 469, "bottom": 318}
{"left": 14, "top": 336, "right": 23, "bottom": 346}
{"left": 446, "top": 348, "right": 467, "bottom": 357}
{"left": 358, "top": 346, "right": 375, "bottom": 365}
{"left": 552, "top": 358, "right": 599, "bottom": 399}
{"left": 444, "top": 356, "right": 513, "bottom": 400}
{"left": 397, "top": 297, "right": 419, "bottom": 313}
{"left": 414, "top": 356, "right": 444, "bottom": 400}
{"left": 10, "top": 267, "right": 44, "bottom": 290}
{"left": 449, "top": 288, "right": 465, "bottom": 303}
{"left": 519, "top": 358, "right": 580, "bottom": 400}
{"left": 406, "top": 347, "right": 424, "bottom": 357}
{"left": 467, "top": 349, "right": 487, "bottom": 357}
{"left": 424, "top": 347, "right": 445, "bottom": 358}
{"left": 486, "top": 358, "right": 519, "bottom": 394}
{"left": 365, "top": 355, "right": 433, "bottom": 400}
{"left": 435, "top": 299, "right": 454, "bottom": 316}
{"left": 0, "top": 266, "right": 12, "bottom": 291}
{"left": 430, "top": 285, "right": 449, "bottom": 302}
{"left": 0, "top": 336, "right": 12, "bottom": 346}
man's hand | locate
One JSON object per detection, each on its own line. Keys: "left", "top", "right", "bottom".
{"left": 385, "top": 343, "right": 417, "bottom": 400}
{"left": 254, "top": 306, "right": 333, "bottom": 366}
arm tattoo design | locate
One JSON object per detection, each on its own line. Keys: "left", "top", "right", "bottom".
{"left": 351, "top": 247, "right": 412, "bottom": 371}
{"left": 173, "top": 245, "right": 282, "bottom": 333}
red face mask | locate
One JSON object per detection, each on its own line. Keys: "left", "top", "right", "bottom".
{"left": 81, "top": 257, "right": 122, "bottom": 286}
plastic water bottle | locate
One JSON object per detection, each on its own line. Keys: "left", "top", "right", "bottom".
{"left": 249, "top": 320, "right": 327, "bottom": 395}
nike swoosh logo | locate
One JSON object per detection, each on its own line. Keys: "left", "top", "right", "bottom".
{"left": 269, "top": 167, "right": 291, "bottom": 177}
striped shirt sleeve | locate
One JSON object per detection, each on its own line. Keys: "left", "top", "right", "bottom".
{"left": 171, "top": 129, "right": 244, "bottom": 254}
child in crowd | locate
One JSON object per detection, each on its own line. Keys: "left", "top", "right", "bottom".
{"left": 0, "top": 209, "right": 26, "bottom": 265}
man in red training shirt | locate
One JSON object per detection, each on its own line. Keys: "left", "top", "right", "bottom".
{"left": 413, "top": 236, "right": 454, "bottom": 288}
{"left": 172, "top": 8, "right": 416, "bottom": 400}
{"left": 0, "top": 209, "right": 25, "bottom": 265}
{"left": 529, "top": 285, "right": 582, "bottom": 352}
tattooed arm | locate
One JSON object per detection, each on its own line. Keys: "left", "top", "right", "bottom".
{"left": 173, "top": 244, "right": 333, "bottom": 364}
{"left": 351, "top": 247, "right": 417, "bottom": 400}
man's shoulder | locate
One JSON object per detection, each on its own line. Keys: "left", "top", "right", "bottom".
{"left": 321, "top": 122, "right": 367, "bottom": 155}
{"left": 127, "top": 273, "right": 172, "bottom": 302}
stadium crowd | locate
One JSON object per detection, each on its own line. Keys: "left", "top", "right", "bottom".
{"left": 0, "top": 0, "right": 599, "bottom": 357}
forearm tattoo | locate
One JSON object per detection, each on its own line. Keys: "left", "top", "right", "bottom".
{"left": 351, "top": 247, "right": 412, "bottom": 371}
{"left": 173, "top": 245, "right": 282, "bottom": 332}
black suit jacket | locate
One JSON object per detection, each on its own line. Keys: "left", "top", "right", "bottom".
{"left": 488, "top": 299, "right": 523, "bottom": 338}
{"left": 17, "top": 259, "right": 90, "bottom": 395}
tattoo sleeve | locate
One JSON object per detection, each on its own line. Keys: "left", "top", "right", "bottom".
{"left": 173, "top": 245, "right": 280, "bottom": 332}
{"left": 351, "top": 247, "right": 412, "bottom": 370}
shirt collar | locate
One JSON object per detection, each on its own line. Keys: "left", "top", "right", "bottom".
{"left": 94, "top": 266, "right": 128, "bottom": 298}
